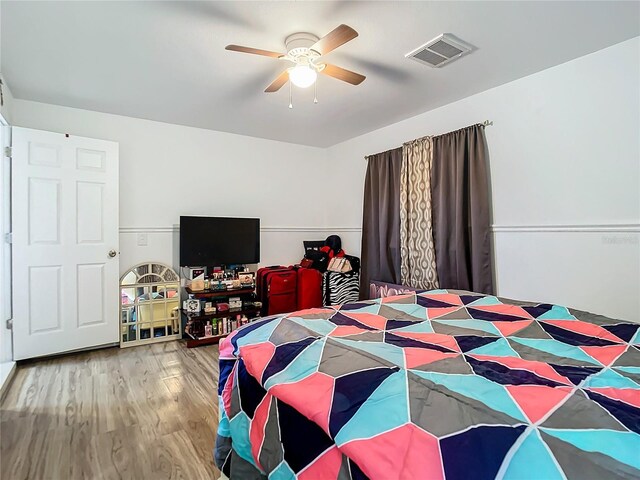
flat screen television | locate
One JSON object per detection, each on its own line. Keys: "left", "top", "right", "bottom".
{"left": 179, "top": 216, "right": 260, "bottom": 266}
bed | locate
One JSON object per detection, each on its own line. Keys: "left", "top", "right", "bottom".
{"left": 215, "top": 289, "right": 640, "bottom": 479}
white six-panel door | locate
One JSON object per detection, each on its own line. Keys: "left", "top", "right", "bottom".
{"left": 12, "top": 127, "right": 119, "bottom": 360}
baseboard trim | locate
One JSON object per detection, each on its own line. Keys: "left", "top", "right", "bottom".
{"left": 0, "top": 361, "right": 17, "bottom": 402}
{"left": 119, "top": 226, "right": 363, "bottom": 234}
{"left": 491, "top": 223, "right": 640, "bottom": 233}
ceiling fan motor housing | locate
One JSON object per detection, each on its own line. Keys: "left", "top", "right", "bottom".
{"left": 285, "top": 32, "right": 321, "bottom": 63}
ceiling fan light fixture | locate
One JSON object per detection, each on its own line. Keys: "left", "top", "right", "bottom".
{"left": 288, "top": 65, "right": 317, "bottom": 88}
{"left": 226, "top": 25, "right": 365, "bottom": 97}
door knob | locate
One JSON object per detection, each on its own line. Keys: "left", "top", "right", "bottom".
{"left": 108, "top": 249, "right": 117, "bottom": 258}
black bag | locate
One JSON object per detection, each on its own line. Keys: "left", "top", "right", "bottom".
{"left": 344, "top": 255, "right": 360, "bottom": 274}
{"left": 304, "top": 250, "right": 330, "bottom": 272}
{"left": 303, "top": 240, "right": 325, "bottom": 253}
{"left": 302, "top": 236, "right": 353, "bottom": 274}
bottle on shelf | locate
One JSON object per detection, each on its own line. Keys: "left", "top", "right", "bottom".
{"left": 181, "top": 265, "right": 260, "bottom": 348}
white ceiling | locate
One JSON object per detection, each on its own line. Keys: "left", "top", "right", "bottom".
{"left": 2, "top": 1, "right": 639, "bottom": 147}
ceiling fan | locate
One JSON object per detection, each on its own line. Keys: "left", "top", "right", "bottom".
{"left": 225, "top": 24, "right": 365, "bottom": 105}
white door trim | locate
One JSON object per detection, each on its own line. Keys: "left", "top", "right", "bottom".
{"left": 0, "top": 117, "right": 15, "bottom": 391}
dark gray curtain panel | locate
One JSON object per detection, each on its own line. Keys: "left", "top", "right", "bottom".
{"left": 431, "top": 124, "right": 494, "bottom": 294}
{"left": 360, "top": 148, "right": 403, "bottom": 298}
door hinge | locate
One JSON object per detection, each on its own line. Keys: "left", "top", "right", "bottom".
{"left": 3, "top": 146, "right": 11, "bottom": 158}
{"left": 5, "top": 319, "right": 12, "bottom": 330}
{"left": 4, "top": 232, "right": 12, "bottom": 244}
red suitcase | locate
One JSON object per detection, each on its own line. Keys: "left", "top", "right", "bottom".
{"left": 257, "top": 266, "right": 285, "bottom": 300}
{"left": 257, "top": 266, "right": 298, "bottom": 316}
{"left": 257, "top": 266, "right": 286, "bottom": 313}
{"left": 296, "top": 267, "right": 322, "bottom": 310}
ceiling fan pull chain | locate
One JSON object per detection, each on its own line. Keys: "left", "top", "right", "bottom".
{"left": 289, "top": 81, "right": 293, "bottom": 109}
{"left": 314, "top": 81, "right": 318, "bottom": 104}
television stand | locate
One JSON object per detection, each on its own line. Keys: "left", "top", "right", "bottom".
{"left": 184, "top": 286, "right": 255, "bottom": 297}
{"left": 181, "top": 276, "right": 260, "bottom": 348}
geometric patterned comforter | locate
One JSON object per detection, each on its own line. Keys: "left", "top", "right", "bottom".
{"left": 215, "top": 290, "right": 640, "bottom": 479}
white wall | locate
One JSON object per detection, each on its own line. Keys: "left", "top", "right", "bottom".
{"left": 0, "top": 0, "right": 16, "bottom": 123}
{"left": 10, "top": 38, "right": 639, "bottom": 322}
{"left": 11, "top": 100, "right": 344, "bottom": 273}
{"left": 0, "top": 74, "right": 13, "bottom": 124}
{"left": 326, "top": 37, "right": 640, "bottom": 321}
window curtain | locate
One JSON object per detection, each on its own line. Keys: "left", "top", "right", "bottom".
{"left": 360, "top": 148, "right": 402, "bottom": 298}
{"left": 400, "top": 137, "right": 439, "bottom": 289}
{"left": 431, "top": 124, "right": 494, "bottom": 294}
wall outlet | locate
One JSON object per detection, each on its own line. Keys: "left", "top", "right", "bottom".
{"left": 137, "top": 233, "right": 148, "bottom": 246}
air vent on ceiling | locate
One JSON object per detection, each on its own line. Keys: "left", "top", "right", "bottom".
{"left": 406, "top": 34, "right": 473, "bottom": 68}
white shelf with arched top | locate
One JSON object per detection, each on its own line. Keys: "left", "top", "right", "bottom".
{"left": 120, "top": 262, "right": 181, "bottom": 347}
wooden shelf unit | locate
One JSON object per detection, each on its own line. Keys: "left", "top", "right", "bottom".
{"left": 184, "top": 305, "right": 260, "bottom": 321}
{"left": 184, "top": 286, "right": 255, "bottom": 297}
{"left": 184, "top": 332, "right": 230, "bottom": 348}
{"left": 182, "top": 283, "right": 260, "bottom": 348}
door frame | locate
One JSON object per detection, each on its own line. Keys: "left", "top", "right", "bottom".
{"left": 0, "top": 112, "right": 15, "bottom": 390}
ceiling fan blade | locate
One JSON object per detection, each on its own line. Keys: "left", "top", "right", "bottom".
{"left": 310, "top": 24, "right": 358, "bottom": 55}
{"left": 225, "top": 44, "right": 284, "bottom": 58}
{"left": 321, "top": 64, "right": 366, "bottom": 85}
{"left": 265, "top": 70, "right": 289, "bottom": 92}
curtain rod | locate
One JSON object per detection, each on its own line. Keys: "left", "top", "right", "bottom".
{"left": 365, "top": 120, "right": 493, "bottom": 160}
{"left": 435, "top": 119, "right": 493, "bottom": 138}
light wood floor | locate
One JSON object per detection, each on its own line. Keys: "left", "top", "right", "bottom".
{"left": 1, "top": 341, "right": 221, "bottom": 479}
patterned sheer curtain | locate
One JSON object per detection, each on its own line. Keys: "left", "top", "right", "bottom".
{"left": 399, "top": 137, "right": 439, "bottom": 289}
